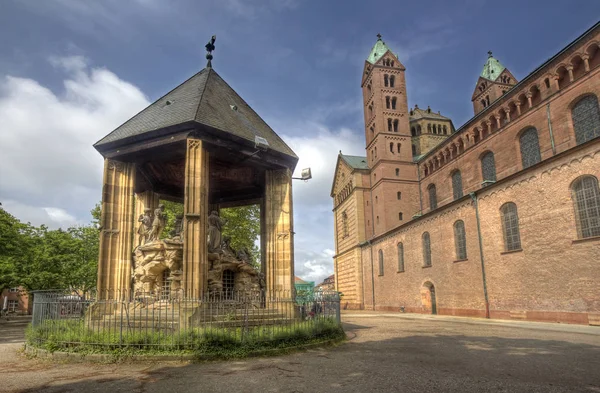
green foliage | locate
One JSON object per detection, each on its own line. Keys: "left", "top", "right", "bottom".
{"left": 0, "top": 204, "right": 99, "bottom": 295}
{"left": 26, "top": 318, "right": 346, "bottom": 360}
{"left": 221, "top": 205, "right": 261, "bottom": 267}
{"left": 160, "top": 200, "right": 184, "bottom": 239}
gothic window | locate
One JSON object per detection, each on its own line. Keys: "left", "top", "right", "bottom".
{"left": 388, "top": 118, "right": 393, "bottom": 131}
{"left": 342, "top": 211, "right": 349, "bottom": 237}
{"left": 393, "top": 119, "right": 399, "bottom": 132}
{"left": 481, "top": 151, "right": 496, "bottom": 185}
{"left": 397, "top": 243, "right": 404, "bottom": 272}
{"left": 501, "top": 202, "right": 522, "bottom": 251}
{"left": 428, "top": 184, "right": 437, "bottom": 210}
{"left": 378, "top": 249, "right": 384, "bottom": 276}
{"left": 454, "top": 220, "right": 467, "bottom": 260}
{"left": 398, "top": 212, "right": 403, "bottom": 220}
{"left": 452, "top": 170, "right": 463, "bottom": 200}
{"left": 397, "top": 142, "right": 401, "bottom": 152}
{"left": 390, "top": 75, "right": 395, "bottom": 87}
{"left": 384, "top": 74, "right": 389, "bottom": 87}
{"left": 386, "top": 96, "right": 391, "bottom": 109}
{"left": 572, "top": 95, "right": 600, "bottom": 145}
{"left": 390, "top": 142, "right": 394, "bottom": 153}
{"left": 519, "top": 127, "right": 541, "bottom": 169}
{"left": 422, "top": 232, "right": 432, "bottom": 267}
{"left": 392, "top": 97, "right": 397, "bottom": 109}
{"left": 572, "top": 176, "right": 600, "bottom": 239}
{"left": 397, "top": 191, "right": 401, "bottom": 200}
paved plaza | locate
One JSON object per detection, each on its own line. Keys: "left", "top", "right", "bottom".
{"left": 1, "top": 313, "right": 599, "bottom": 392}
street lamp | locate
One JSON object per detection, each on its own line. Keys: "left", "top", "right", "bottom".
{"left": 292, "top": 168, "right": 312, "bottom": 181}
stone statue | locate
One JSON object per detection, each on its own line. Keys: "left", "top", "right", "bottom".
{"left": 237, "top": 247, "right": 251, "bottom": 264}
{"left": 170, "top": 213, "right": 183, "bottom": 240}
{"left": 137, "top": 208, "right": 153, "bottom": 246}
{"left": 148, "top": 204, "right": 166, "bottom": 242}
{"left": 207, "top": 210, "right": 226, "bottom": 253}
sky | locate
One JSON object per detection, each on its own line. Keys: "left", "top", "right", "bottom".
{"left": 0, "top": 0, "right": 598, "bottom": 284}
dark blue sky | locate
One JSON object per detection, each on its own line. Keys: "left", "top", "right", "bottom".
{"left": 2, "top": 1, "right": 598, "bottom": 132}
{"left": 1, "top": 0, "right": 598, "bottom": 283}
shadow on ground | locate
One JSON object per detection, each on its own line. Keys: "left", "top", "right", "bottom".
{"left": 7, "top": 318, "right": 600, "bottom": 393}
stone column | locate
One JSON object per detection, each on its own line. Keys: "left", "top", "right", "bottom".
{"left": 134, "top": 190, "right": 159, "bottom": 247}
{"left": 582, "top": 55, "right": 590, "bottom": 72}
{"left": 97, "top": 159, "right": 136, "bottom": 297}
{"left": 182, "top": 138, "right": 209, "bottom": 297}
{"left": 567, "top": 66, "right": 574, "bottom": 82}
{"left": 263, "top": 169, "right": 294, "bottom": 298}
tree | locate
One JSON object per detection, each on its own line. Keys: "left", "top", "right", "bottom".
{"left": 221, "top": 205, "right": 261, "bottom": 268}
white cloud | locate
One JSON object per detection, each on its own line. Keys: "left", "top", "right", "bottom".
{"left": 281, "top": 124, "right": 365, "bottom": 284}
{"left": 0, "top": 55, "right": 150, "bottom": 228}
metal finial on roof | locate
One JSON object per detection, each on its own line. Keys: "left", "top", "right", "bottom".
{"left": 205, "top": 35, "right": 216, "bottom": 68}
{"left": 377, "top": 33, "right": 382, "bottom": 40}
{"left": 488, "top": 50, "right": 493, "bottom": 58}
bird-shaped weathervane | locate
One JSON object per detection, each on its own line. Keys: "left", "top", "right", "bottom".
{"left": 206, "top": 35, "right": 216, "bottom": 67}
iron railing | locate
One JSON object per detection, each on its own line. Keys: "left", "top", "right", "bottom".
{"left": 29, "top": 289, "right": 341, "bottom": 350}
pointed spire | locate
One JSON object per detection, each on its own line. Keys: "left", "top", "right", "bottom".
{"left": 205, "top": 35, "right": 216, "bottom": 68}
{"left": 480, "top": 50, "right": 505, "bottom": 81}
{"left": 366, "top": 33, "right": 395, "bottom": 64}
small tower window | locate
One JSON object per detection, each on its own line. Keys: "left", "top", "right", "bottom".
{"left": 386, "top": 96, "right": 391, "bottom": 109}
{"left": 392, "top": 97, "right": 397, "bottom": 110}
{"left": 393, "top": 119, "right": 399, "bottom": 132}
{"left": 384, "top": 74, "right": 389, "bottom": 87}
{"left": 397, "top": 143, "right": 401, "bottom": 153}
{"left": 395, "top": 168, "right": 400, "bottom": 176}
{"left": 397, "top": 191, "right": 401, "bottom": 200}
{"left": 398, "top": 212, "right": 403, "bottom": 220}
{"left": 390, "top": 142, "right": 394, "bottom": 153}
{"left": 390, "top": 75, "right": 395, "bottom": 87}
{"left": 388, "top": 118, "right": 393, "bottom": 132}
{"left": 412, "top": 144, "right": 417, "bottom": 155}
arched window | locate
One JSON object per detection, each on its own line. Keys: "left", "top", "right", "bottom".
{"left": 411, "top": 127, "right": 416, "bottom": 136}
{"left": 501, "top": 202, "right": 521, "bottom": 251}
{"left": 388, "top": 118, "right": 393, "bottom": 132}
{"left": 391, "top": 61, "right": 394, "bottom": 67}
{"left": 454, "top": 220, "right": 467, "bottom": 260}
{"left": 378, "top": 249, "right": 384, "bottom": 276}
{"left": 374, "top": 147, "right": 377, "bottom": 157}
{"left": 417, "top": 125, "right": 422, "bottom": 134}
{"left": 433, "top": 124, "right": 437, "bottom": 134}
{"left": 412, "top": 144, "right": 417, "bottom": 155}
{"left": 397, "top": 191, "right": 401, "bottom": 200}
{"left": 341, "top": 211, "right": 349, "bottom": 237}
{"left": 370, "top": 127, "right": 374, "bottom": 134}
{"left": 427, "top": 124, "right": 431, "bottom": 132}
{"left": 481, "top": 151, "right": 496, "bottom": 185}
{"left": 422, "top": 232, "right": 432, "bottom": 267}
{"left": 390, "top": 75, "right": 395, "bottom": 87}
{"left": 398, "top": 212, "right": 403, "bottom": 220}
{"left": 397, "top": 143, "right": 401, "bottom": 153}
{"left": 392, "top": 97, "right": 397, "bottom": 110}
{"left": 572, "top": 176, "right": 600, "bottom": 238}
{"left": 386, "top": 96, "right": 391, "bottom": 109}
{"left": 428, "top": 184, "right": 437, "bottom": 210}
{"left": 443, "top": 125, "right": 448, "bottom": 135}
{"left": 519, "top": 127, "right": 541, "bottom": 169}
{"left": 367, "top": 84, "right": 372, "bottom": 94}
{"left": 390, "top": 142, "right": 394, "bottom": 153}
{"left": 397, "top": 243, "right": 405, "bottom": 272}
{"left": 572, "top": 95, "right": 600, "bottom": 145}
{"left": 452, "top": 170, "right": 463, "bottom": 200}
{"left": 384, "top": 74, "right": 389, "bottom": 87}
{"left": 481, "top": 99, "right": 487, "bottom": 108}
{"left": 395, "top": 168, "right": 400, "bottom": 176}
{"left": 393, "top": 119, "right": 399, "bottom": 132}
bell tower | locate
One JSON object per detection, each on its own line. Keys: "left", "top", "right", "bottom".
{"left": 361, "top": 34, "right": 420, "bottom": 236}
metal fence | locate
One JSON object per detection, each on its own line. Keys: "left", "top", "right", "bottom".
{"left": 29, "top": 290, "right": 341, "bottom": 350}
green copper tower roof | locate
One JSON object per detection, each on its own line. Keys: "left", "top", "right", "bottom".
{"left": 480, "top": 51, "right": 506, "bottom": 81}
{"left": 367, "top": 33, "right": 396, "bottom": 64}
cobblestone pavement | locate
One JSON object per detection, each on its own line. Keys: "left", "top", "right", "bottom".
{"left": 1, "top": 313, "right": 599, "bottom": 393}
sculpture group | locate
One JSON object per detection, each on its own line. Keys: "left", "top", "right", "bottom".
{"left": 133, "top": 208, "right": 262, "bottom": 298}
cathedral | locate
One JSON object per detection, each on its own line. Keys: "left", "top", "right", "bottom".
{"left": 330, "top": 22, "right": 600, "bottom": 324}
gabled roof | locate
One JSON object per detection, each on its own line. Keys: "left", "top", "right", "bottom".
{"left": 94, "top": 67, "right": 297, "bottom": 159}
{"left": 340, "top": 154, "right": 369, "bottom": 170}
{"left": 294, "top": 276, "right": 313, "bottom": 285}
{"left": 366, "top": 34, "right": 397, "bottom": 64}
{"left": 481, "top": 51, "right": 506, "bottom": 81}
{"left": 409, "top": 107, "right": 451, "bottom": 121}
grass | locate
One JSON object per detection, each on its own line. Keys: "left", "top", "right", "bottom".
{"left": 26, "top": 318, "right": 346, "bottom": 360}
